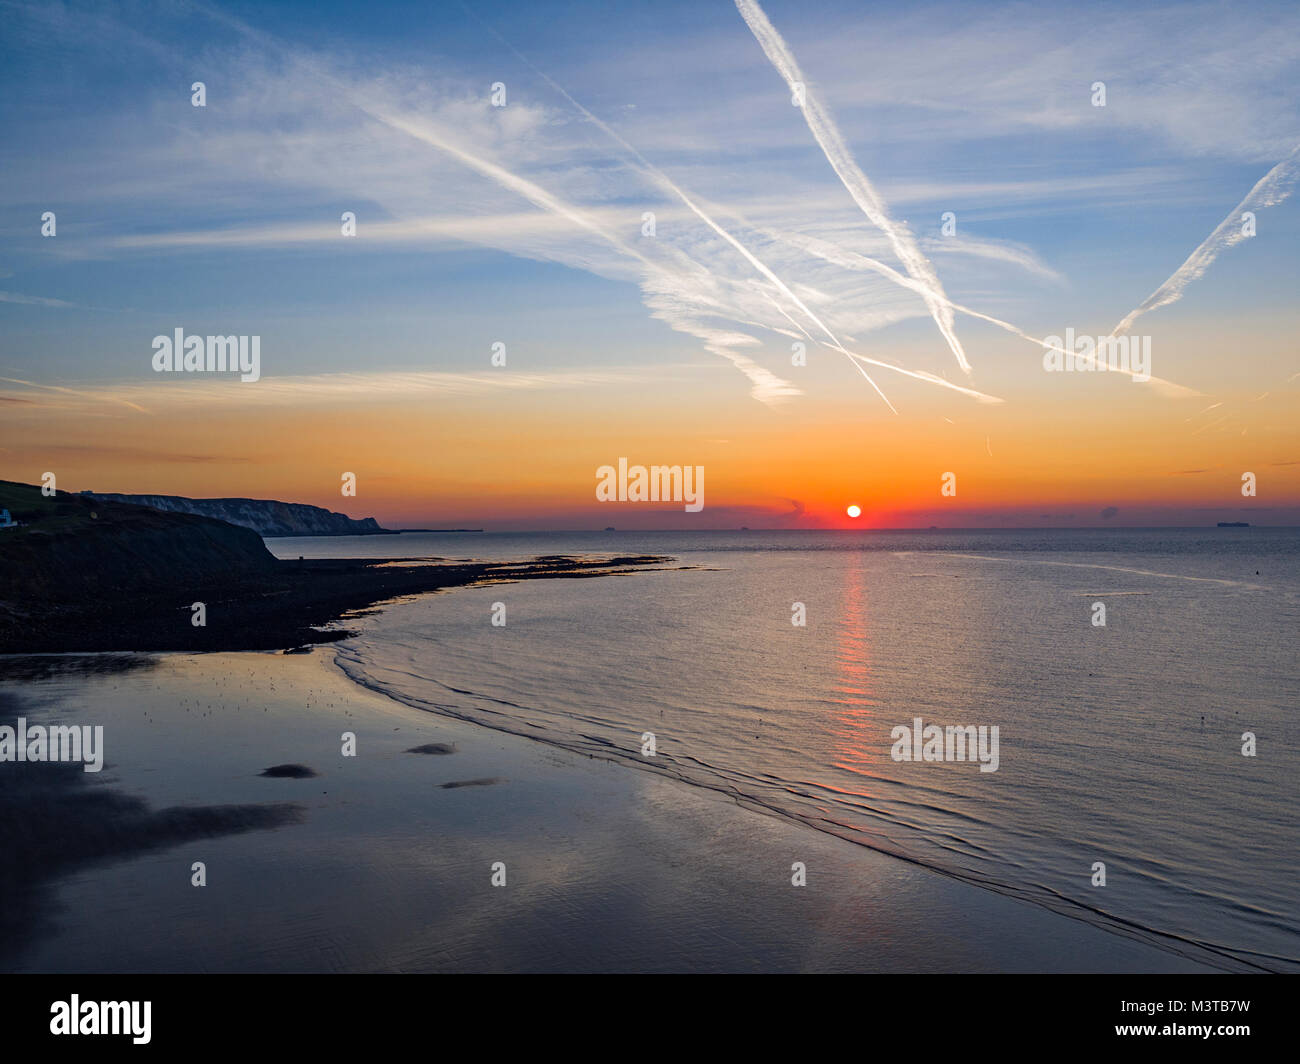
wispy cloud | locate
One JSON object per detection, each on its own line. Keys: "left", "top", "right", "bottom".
{"left": 1, "top": 365, "right": 704, "bottom": 412}
{"left": 0, "top": 290, "right": 81, "bottom": 308}
{"left": 2, "top": 0, "right": 1293, "bottom": 424}
{"left": 0, "top": 376, "right": 148, "bottom": 413}
{"left": 452, "top": 4, "right": 897, "bottom": 408}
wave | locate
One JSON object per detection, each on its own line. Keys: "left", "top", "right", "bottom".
{"left": 330, "top": 639, "right": 1291, "bottom": 972}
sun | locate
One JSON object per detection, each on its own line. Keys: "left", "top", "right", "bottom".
{"left": 846, "top": 504, "right": 862, "bottom": 518}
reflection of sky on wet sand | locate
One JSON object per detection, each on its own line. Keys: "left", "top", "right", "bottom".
{"left": 0, "top": 681, "right": 301, "bottom": 967}
{"left": 0, "top": 650, "right": 1207, "bottom": 972}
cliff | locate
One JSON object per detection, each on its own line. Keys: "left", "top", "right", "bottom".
{"left": 84, "top": 492, "right": 393, "bottom": 537}
{"left": 0, "top": 480, "right": 277, "bottom": 603}
{"left": 0, "top": 480, "right": 669, "bottom": 653}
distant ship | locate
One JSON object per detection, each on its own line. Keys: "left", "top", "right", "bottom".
{"left": 1217, "top": 521, "right": 1250, "bottom": 527}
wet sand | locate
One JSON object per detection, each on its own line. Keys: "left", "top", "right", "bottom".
{"left": 0, "top": 650, "right": 1212, "bottom": 973}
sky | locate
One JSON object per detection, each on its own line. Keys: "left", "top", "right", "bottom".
{"left": 1, "top": 0, "right": 1298, "bottom": 529}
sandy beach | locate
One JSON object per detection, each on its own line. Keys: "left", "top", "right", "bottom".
{"left": 1, "top": 647, "right": 1212, "bottom": 973}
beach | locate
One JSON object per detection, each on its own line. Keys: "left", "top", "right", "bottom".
{"left": 5, "top": 0, "right": 1300, "bottom": 996}
{"left": 2, "top": 646, "right": 1212, "bottom": 973}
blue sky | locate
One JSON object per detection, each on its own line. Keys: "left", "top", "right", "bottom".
{"left": 1, "top": 0, "right": 1298, "bottom": 527}
{"left": 4, "top": 0, "right": 1297, "bottom": 388}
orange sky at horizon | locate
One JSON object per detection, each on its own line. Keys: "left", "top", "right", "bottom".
{"left": 3, "top": 362, "right": 1296, "bottom": 529}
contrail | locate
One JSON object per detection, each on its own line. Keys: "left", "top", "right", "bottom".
{"left": 1185, "top": 402, "right": 1223, "bottom": 421}
{"left": 771, "top": 225, "right": 1196, "bottom": 395}
{"left": 335, "top": 112, "right": 809, "bottom": 404}
{"left": 1111, "top": 143, "right": 1300, "bottom": 337}
{"left": 195, "top": 4, "right": 653, "bottom": 270}
{"left": 466, "top": 3, "right": 1012, "bottom": 405}
{"left": 460, "top": 0, "right": 897, "bottom": 409}
{"left": 770, "top": 224, "right": 1037, "bottom": 336}
{"left": 734, "top": 0, "right": 972, "bottom": 375}
{"left": 836, "top": 348, "right": 1000, "bottom": 404}
{"left": 201, "top": 1, "right": 1006, "bottom": 410}
{"left": 193, "top": 2, "right": 811, "bottom": 404}
{"left": 358, "top": 105, "right": 664, "bottom": 273}
{"left": 1176, "top": 362, "right": 1298, "bottom": 436}
{"left": 346, "top": 102, "right": 822, "bottom": 403}
{"left": 456, "top": 8, "right": 1003, "bottom": 409}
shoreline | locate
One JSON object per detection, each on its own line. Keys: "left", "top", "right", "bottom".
{"left": 331, "top": 638, "right": 1256, "bottom": 973}
{"left": 0, "top": 644, "right": 1215, "bottom": 973}
{"left": 1, "top": 554, "right": 675, "bottom": 654}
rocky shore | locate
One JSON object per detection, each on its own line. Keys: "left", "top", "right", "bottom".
{"left": 0, "top": 480, "right": 669, "bottom": 654}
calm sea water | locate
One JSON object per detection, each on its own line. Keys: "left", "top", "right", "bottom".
{"left": 270, "top": 528, "right": 1300, "bottom": 971}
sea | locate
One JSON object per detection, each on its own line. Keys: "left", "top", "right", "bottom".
{"left": 268, "top": 527, "right": 1300, "bottom": 972}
